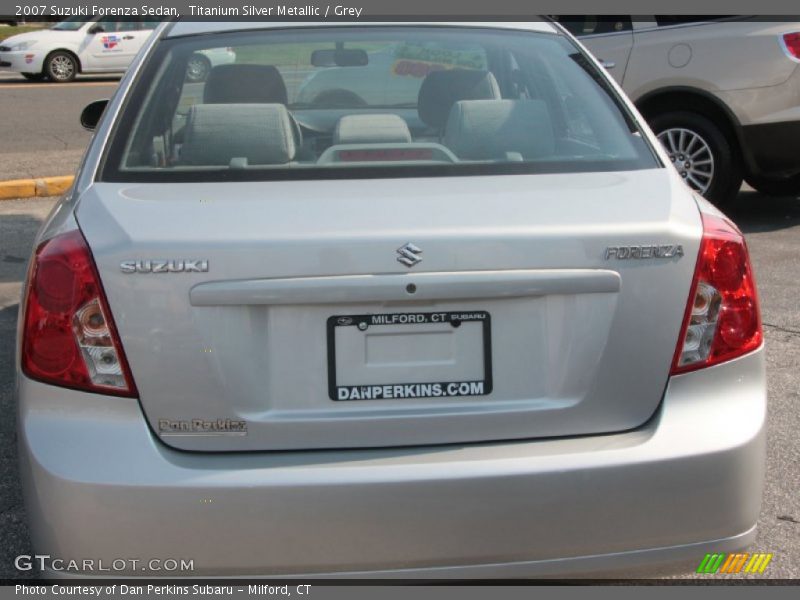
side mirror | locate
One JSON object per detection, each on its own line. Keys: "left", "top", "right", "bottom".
{"left": 88, "top": 24, "right": 104, "bottom": 34}
{"left": 80, "top": 99, "right": 109, "bottom": 131}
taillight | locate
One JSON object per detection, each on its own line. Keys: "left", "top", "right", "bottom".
{"left": 671, "top": 213, "right": 762, "bottom": 374}
{"left": 781, "top": 32, "right": 800, "bottom": 61}
{"left": 21, "top": 230, "right": 137, "bottom": 397}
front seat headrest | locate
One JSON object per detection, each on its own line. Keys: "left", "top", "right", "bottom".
{"left": 417, "top": 69, "right": 501, "bottom": 130}
{"left": 203, "top": 64, "right": 288, "bottom": 105}
{"left": 181, "top": 103, "right": 298, "bottom": 166}
{"left": 443, "top": 99, "right": 555, "bottom": 161}
{"left": 333, "top": 114, "right": 412, "bottom": 145}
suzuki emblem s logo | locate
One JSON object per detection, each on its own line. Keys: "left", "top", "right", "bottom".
{"left": 396, "top": 243, "right": 422, "bottom": 267}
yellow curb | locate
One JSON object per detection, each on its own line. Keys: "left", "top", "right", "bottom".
{"left": 0, "top": 175, "right": 74, "bottom": 200}
{"left": 35, "top": 175, "right": 74, "bottom": 197}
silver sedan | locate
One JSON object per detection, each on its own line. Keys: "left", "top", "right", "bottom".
{"left": 16, "top": 20, "right": 765, "bottom": 578}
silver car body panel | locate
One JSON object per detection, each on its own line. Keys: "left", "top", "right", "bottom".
{"left": 167, "top": 21, "right": 558, "bottom": 38}
{"left": 19, "top": 349, "right": 765, "bottom": 577}
{"left": 74, "top": 170, "right": 701, "bottom": 451}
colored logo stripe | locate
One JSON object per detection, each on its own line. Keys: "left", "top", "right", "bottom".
{"left": 697, "top": 553, "right": 773, "bottom": 574}
{"left": 697, "top": 553, "right": 726, "bottom": 573}
{"left": 720, "top": 553, "right": 747, "bottom": 573}
{"left": 745, "top": 553, "right": 773, "bottom": 573}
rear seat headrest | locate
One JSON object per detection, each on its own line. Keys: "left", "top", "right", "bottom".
{"left": 443, "top": 99, "right": 555, "bottom": 161}
{"left": 333, "top": 114, "right": 412, "bottom": 145}
{"left": 181, "top": 103, "right": 298, "bottom": 166}
{"left": 203, "top": 64, "right": 288, "bottom": 105}
{"left": 417, "top": 69, "right": 501, "bottom": 130}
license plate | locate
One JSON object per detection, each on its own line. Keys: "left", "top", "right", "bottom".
{"left": 326, "top": 311, "right": 492, "bottom": 401}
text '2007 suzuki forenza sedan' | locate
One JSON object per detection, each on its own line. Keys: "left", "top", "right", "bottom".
{"left": 17, "top": 20, "right": 765, "bottom": 578}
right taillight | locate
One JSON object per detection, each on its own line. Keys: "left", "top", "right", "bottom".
{"left": 21, "top": 229, "right": 137, "bottom": 397}
{"left": 781, "top": 32, "right": 800, "bottom": 61}
{"left": 671, "top": 213, "right": 762, "bottom": 374}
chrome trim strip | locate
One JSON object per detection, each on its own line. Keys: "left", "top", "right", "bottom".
{"left": 190, "top": 269, "right": 621, "bottom": 306}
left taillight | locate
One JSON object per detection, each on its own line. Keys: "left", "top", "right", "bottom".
{"left": 21, "top": 230, "right": 137, "bottom": 397}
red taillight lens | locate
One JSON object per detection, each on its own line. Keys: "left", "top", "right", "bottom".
{"left": 21, "top": 230, "right": 137, "bottom": 397}
{"left": 782, "top": 32, "right": 800, "bottom": 60}
{"left": 671, "top": 213, "right": 762, "bottom": 374}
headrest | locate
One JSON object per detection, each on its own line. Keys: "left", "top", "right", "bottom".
{"left": 333, "top": 114, "right": 412, "bottom": 145}
{"left": 181, "top": 103, "right": 297, "bottom": 166}
{"left": 442, "top": 99, "right": 555, "bottom": 161}
{"left": 203, "top": 64, "right": 288, "bottom": 105}
{"left": 417, "top": 69, "right": 501, "bottom": 129}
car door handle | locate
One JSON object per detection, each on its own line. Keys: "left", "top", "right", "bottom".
{"left": 599, "top": 59, "right": 616, "bottom": 69}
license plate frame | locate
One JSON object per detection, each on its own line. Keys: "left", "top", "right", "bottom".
{"left": 326, "top": 311, "right": 492, "bottom": 401}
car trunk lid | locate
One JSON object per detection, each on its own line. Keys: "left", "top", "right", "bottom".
{"left": 76, "top": 169, "right": 700, "bottom": 451}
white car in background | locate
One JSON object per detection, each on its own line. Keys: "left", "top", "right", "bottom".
{"left": 0, "top": 16, "right": 234, "bottom": 82}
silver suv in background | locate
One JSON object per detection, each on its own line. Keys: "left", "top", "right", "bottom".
{"left": 555, "top": 16, "right": 800, "bottom": 204}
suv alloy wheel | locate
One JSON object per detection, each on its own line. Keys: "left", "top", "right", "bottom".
{"left": 651, "top": 111, "right": 742, "bottom": 206}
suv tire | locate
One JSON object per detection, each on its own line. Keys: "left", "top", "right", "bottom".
{"left": 650, "top": 111, "right": 742, "bottom": 206}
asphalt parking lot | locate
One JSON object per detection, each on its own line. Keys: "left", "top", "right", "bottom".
{"left": 0, "top": 71, "right": 798, "bottom": 580}
{"left": 0, "top": 71, "right": 119, "bottom": 181}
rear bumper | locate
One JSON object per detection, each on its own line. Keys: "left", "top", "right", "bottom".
{"left": 17, "top": 349, "right": 766, "bottom": 578}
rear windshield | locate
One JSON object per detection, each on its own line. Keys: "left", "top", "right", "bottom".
{"left": 101, "top": 26, "right": 659, "bottom": 183}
